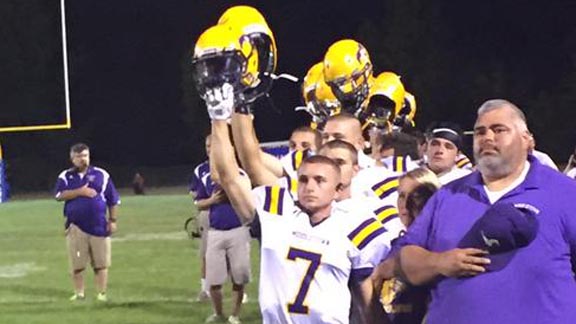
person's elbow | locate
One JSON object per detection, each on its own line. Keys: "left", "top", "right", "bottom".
{"left": 54, "top": 192, "right": 66, "bottom": 202}
{"left": 397, "top": 245, "right": 435, "bottom": 286}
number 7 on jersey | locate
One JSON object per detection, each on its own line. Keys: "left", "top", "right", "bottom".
{"left": 287, "top": 247, "right": 322, "bottom": 314}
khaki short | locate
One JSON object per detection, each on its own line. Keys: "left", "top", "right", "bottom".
{"left": 198, "top": 210, "right": 210, "bottom": 259}
{"left": 206, "top": 226, "right": 251, "bottom": 286}
{"left": 66, "top": 224, "right": 111, "bottom": 271}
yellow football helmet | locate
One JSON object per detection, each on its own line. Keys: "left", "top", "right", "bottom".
{"left": 393, "top": 91, "right": 417, "bottom": 130}
{"left": 297, "top": 62, "right": 340, "bottom": 129}
{"left": 362, "top": 72, "right": 406, "bottom": 131}
{"left": 301, "top": 62, "right": 324, "bottom": 105}
{"left": 218, "top": 6, "right": 277, "bottom": 103}
{"left": 323, "top": 39, "right": 373, "bottom": 114}
{"left": 191, "top": 24, "right": 257, "bottom": 101}
{"left": 314, "top": 77, "right": 341, "bottom": 118}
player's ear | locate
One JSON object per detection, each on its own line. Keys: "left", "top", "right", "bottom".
{"left": 336, "top": 183, "right": 344, "bottom": 191}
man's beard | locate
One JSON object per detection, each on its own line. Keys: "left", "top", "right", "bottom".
{"left": 475, "top": 153, "right": 513, "bottom": 179}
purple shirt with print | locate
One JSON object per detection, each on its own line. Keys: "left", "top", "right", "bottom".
{"left": 195, "top": 169, "right": 243, "bottom": 231}
{"left": 398, "top": 156, "right": 576, "bottom": 324}
{"left": 55, "top": 166, "right": 120, "bottom": 237}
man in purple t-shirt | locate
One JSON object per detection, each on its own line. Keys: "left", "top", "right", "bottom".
{"left": 54, "top": 143, "right": 120, "bottom": 302}
{"left": 397, "top": 100, "right": 576, "bottom": 323}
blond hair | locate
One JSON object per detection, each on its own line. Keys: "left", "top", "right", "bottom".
{"left": 400, "top": 167, "right": 441, "bottom": 189}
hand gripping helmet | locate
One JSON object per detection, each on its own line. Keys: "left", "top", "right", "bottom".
{"left": 323, "top": 39, "right": 373, "bottom": 115}
{"left": 191, "top": 24, "right": 258, "bottom": 104}
{"left": 361, "top": 72, "right": 406, "bottom": 131}
{"left": 393, "top": 91, "right": 417, "bottom": 130}
{"left": 218, "top": 6, "right": 277, "bottom": 104}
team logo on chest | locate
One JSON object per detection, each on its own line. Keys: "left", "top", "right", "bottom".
{"left": 292, "top": 230, "right": 330, "bottom": 246}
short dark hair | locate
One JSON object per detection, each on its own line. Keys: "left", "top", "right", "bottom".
{"left": 70, "top": 143, "right": 89, "bottom": 154}
{"left": 292, "top": 126, "right": 322, "bottom": 150}
{"left": 379, "top": 132, "right": 419, "bottom": 159}
{"left": 301, "top": 155, "right": 341, "bottom": 177}
{"left": 318, "top": 139, "right": 358, "bottom": 165}
{"left": 404, "top": 128, "right": 426, "bottom": 146}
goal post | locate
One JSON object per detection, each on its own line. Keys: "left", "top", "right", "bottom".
{"left": 0, "top": 0, "right": 71, "bottom": 133}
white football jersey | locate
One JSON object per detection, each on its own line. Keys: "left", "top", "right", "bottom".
{"left": 336, "top": 197, "right": 405, "bottom": 250}
{"left": 351, "top": 166, "right": 401, "bottom": 208}
{"left": 276, "top": 175, "right": 299, "bottom": 200}
{"left": 455, "top": 153, "right": 474, "bottom": 171}
{"left": 437, "top": 166, "right": 471, "bottom": 185}
{"left": 380, "top": 155, "right": 420, "bottom": 174}
{"left": 280, "top": 150, "right": 313, "bottom": 180}
{"left": 358, "top": 150, "right": 377, "bottom": 169}
{"left": 253, "top": 185, "right": 391, "bottom": 324}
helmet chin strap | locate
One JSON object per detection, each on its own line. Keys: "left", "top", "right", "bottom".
{"left": 267, "top": 72, "right": 299, "bottom": 83}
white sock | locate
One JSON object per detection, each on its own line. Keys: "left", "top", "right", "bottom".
{"left": 201, "top": 278, "right": 207, "bottom": 292}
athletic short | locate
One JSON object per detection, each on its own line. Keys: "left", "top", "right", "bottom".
{"left": 66, "top": 223, "right": 111, "bottom": 271}
{"left": 198, "top": 210, "right": 210, "bottom": 258}
{"left": 205, "top": 226, "right": 251, "bottom": 286}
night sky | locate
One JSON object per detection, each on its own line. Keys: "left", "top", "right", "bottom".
{"left": 1, "top": 0, "right": 576, "bottom": 190}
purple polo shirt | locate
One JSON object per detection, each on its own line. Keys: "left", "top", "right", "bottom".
{"left": 55, "top": 166, "right": 120, "bottom": 237}
{"left": 190, "top": 160, "right": 210, "bottom": 195}
{"left": 195, "top": 170, "right": 243, "bottom": 231}
{"left": 399, "top": 156, "right": 576, "bottom": 324}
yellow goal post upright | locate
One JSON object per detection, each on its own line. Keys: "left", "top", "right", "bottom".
{"left": 0, "top": 0, "right": 71, "bottom": 133}
{"left": 0, "top": 0, "right": 70, "bottom": 202}
{"left": 0, "top": 141, "right": 7, "bottom": 202}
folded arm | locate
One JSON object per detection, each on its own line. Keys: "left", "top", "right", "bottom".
{"left": 55, "top": 183, "right": 97, "bottom": 201}
{"left": 398, "top": 245, "right": 490, "bottom": 285}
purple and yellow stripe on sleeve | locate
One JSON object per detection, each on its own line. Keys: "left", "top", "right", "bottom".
{"left": 456, "top": 156, "right": 472, "bottom": 169}
{"left": 371, "top": 176, "right": 399, "bottom": 200}
{"left": 286, "top": 176, "right": 298, "bottom": 198}
{"left": 374, "top": 205, "right": 399, "bottom": 225}
{"left": 347, "top": 218, "right": 387, "bottom": 250}
{"left": 291, "top": 150, "right": 305, "bottom": 171}
{"left": 263, "top": 186, "right": 286, "bottom": 215}
{"left": 392, "top": 156, "right": 407, "bottom": 173}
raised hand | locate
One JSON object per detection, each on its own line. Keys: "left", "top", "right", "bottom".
{"left": 206, "top": 83, "right": 235, "bottom": 121}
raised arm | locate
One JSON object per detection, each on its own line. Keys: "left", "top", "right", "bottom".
{"left": 230, "top": 112, "right": 284, "bottom": 186}
{"left": 211, "top": 120, "right": 256, "bottom": 224}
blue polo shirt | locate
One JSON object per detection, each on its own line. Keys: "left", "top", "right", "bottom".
{"left": 195, "top": 170, "right": 243, "bottom": 231}
{"left": 400, "top": 156, "right": 576, "bottom": 324}
{"left": 55, "top": 166, "right": 120, "bottom": 237}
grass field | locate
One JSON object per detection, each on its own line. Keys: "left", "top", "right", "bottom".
{"left": 0, "top": 188, "right": 262, "bottom": 324}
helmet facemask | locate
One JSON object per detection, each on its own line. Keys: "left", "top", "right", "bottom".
{"left": 328, "top": 64, "right": 371, "bottom": 115}
{"left": 192, "top": 49, "right": 248, "bottom": 108}
{"left": 366, "top": 95, "right": 396, "bottom": 129}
